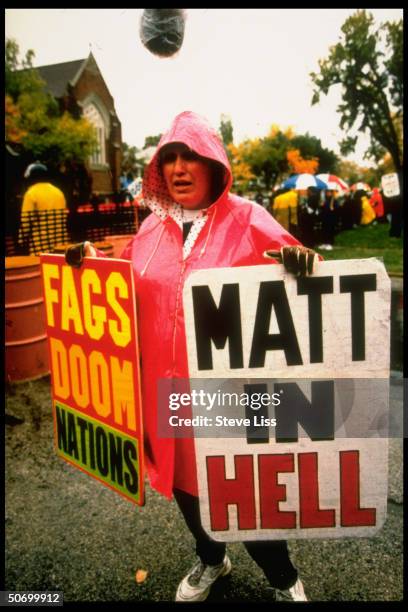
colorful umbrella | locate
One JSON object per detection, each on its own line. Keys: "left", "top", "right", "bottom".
{"left": 350, "top": 182, "right": 371, "bottom": 192}
{"left": 316, "top": 174, "right": 349, "bottom": 192}
{"left": 282, "top": 173, "right": 328, "bottom": 190}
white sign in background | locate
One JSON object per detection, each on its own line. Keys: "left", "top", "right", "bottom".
{"left": 183, "top": 259, "right": 391, "bottom": 540}
{"left": 381, "top": 173, "right": 400, "bottom": 198}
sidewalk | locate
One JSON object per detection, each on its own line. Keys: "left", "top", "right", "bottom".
{"left": 5, "top": 376, "right": 403, "bottom": 602}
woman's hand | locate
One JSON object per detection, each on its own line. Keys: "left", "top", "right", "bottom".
{"left": 65, "top": 241, "right": 97, "bottom": 268}
{"left": 263, "top": 245, "right": 318, "bottom": 276}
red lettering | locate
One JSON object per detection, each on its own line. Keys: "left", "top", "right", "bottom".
{"left": 340, "top": 450, "right": 376, "bottom": 526}
{"left": 298, "top": 453, "right": 336, "bottom": 528}
{"left": 258, "top": 454, "right": 296, "bottom": 528}
{"left": 206, "top": 455, "right": 256, "bottom": 531}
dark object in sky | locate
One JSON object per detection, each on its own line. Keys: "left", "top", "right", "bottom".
{"left": 140, "top": 9, "right": 186, "bottom": 58}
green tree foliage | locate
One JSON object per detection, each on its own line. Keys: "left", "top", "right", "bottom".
{"left": 5, "top": 39, "right": 46, "bottom": 101}
{"left": 336, "top": 159, "right": 382, "bottom": 187}
{"left": 311, "top": 10, "right": 403, "bottom": 172}
{"left": 219, "top": 114, "right": 234, "bottom": 146}
{"left": 290, "top": 133, "right": 339, "bottom": 174}
{"left": 121, "top": 142, "right": 140, "bottom": 177}
{"left": 144, "top": 134, "right": 162, "bottom": 148}
{"left": 228, "top": 126, "right": 338, "bottom": 191}
{"left": 245, "top": 128, "right": 290, "bottom": 190}
{"left": 5, "top": 39, "right": 97, "bottom": 166}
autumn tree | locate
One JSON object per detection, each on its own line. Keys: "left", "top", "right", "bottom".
{"left": 226, "top": 142, "right": 255, "bottom": 192}
{"left": 238, "top": 126, "right": 293, "bottom": 190}
{"left": 5, "top": 39, "right": 96, "bottom": 167}
{"left": 227, "top": 124, "right": 339, "bottom": 191}
{"left": 311, "top": 10, "right": 403, "bottom": 173}
{"left": 336, "top": 159, "right": 381, "bottom": 187}
{"left": 286, "top": 149, "right": 319, "bottom": 175}
{"left": 290, "top": 133, "right": 339, "bottom": 174}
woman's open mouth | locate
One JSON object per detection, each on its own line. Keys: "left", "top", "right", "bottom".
{"left": 173, "top": 180, "right": 192, "bottom": 191}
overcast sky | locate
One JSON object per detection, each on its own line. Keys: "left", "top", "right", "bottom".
{"left": 5, "top": 8, "right": 403, "bottom": 167}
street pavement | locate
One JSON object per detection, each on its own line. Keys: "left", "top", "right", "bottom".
{"left": 4, "top": 374, "right": 403, "bottom": 603}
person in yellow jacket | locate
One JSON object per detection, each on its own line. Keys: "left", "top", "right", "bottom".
{"left": 360, "top": 193, "right": 376, "bottom": 226}
{"left": 271, "top": 188, "right": 298, "bottom": 234}
{"left": 18, "top": 162, "right": 68, "bottom": 254}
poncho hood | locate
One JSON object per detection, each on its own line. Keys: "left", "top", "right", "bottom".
{"left": 142, "top": 111, "right": 232, "bottom": 217}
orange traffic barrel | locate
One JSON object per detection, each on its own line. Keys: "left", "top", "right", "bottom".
{"left": 5, "top": 256, "right": 49, "bottom": 383}
{"left": 53, "top": 241, "right": 114, "bottom": 258}
{"left": 103, "top": 234, "right": 134, "bottom": 258}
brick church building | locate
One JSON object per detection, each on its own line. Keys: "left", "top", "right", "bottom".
{"left": 36, "top": 52, "right": 122, "bottom": 196}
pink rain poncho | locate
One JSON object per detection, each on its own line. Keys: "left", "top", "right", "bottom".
{"left": 120, "top": 111, "right": 300, "bottom": 499}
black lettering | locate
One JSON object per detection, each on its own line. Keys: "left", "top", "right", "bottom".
{"left": 77, "top": 417, "right": 88, "bottom": 465}
{"left": 275, "top": 381, "right": 335, "bottom": 442}
{"left": 340, "top": 274, "right": 377, "bottom": 361}
{"left": 193, "top": 284, "right": 243, "bottom": 370}
{"left": 297, "top": 276, "right": 334, "bottom": 363}
{"left": 109, "top": 433, "right": 123, "bottom": 485}
{"left": 55, "top": 405, "right": 67, "bottom": 452}
{"left": 67, "top": 412, "right": 79, "bottom": 459}
{"left": 88, "top": 422, "right": 96, "bottom": 470}
{"left": 124, "top": 440, "right": 139, "bottom": 495}
{"left": 249, "top": 281, "right": 302, "bottom": 367}
{"left": 95, "top": 427, "right": 109, "bottom": 476}
{"left": 244, "top": 384, "right": 269, "bottom": 444}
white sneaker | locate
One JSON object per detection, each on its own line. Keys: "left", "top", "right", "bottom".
{"left": 276, "top": 577, "right": 308, "bottom": 602}
{"left": 175, "top": 555, "right": 232, "bottom": 602}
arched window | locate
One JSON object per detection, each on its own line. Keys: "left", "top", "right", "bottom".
{"left": 84, "top": 102, "right": 106, "bottom": 165}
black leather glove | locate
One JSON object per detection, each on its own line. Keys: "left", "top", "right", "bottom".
{"left": 263, "top": 245, "right": 318, "bottom": 276}
{"left": 65, "top": 241, "right": 96, "bottom": 267}
{"left": 65, "top": 242, "right": 86, "bottom": 268}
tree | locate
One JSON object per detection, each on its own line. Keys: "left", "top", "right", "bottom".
{"left": 311, "top": 10, "right": 403, "bottom": 173}
{"left": 144, "top": 134, "right": 162, "bottom": 148}
{"left": 337, "top": 159, "right": 382, "bottom": 187}
{"left": 290, "top": 133, "right": 339, "bottom": 174}
{"left": 5, "top": 39, "right": 46, "bottom": 101}
{"left": 239, "top": 126, "right": 293, "bottom": 191}
{"left": 286, "top": 149, "right": 319, "bottom": 175}
{"left": 336, "top": 160, "right": 364, "bottom": 186}
{"left": 121, "top": 142, "right": 140, "bottom": 177}
{"left": 226, "top": 142, "right": 255, "bottom": 192}
{"left": 227, "top": 124, "right": 339, "bottom": 192}
{"left": 5, "top": 39, "right": 97, "bottom": 167}
{"left": 219, "top": 114, "right": 234, "bottom": 146}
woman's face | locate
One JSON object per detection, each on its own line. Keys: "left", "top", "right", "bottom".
{"left": 160, "top": 143, "right": 213, "bottom": 210}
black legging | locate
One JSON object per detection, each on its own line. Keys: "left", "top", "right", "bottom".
{"left": 174, "top": 488, "right": 298, "bottom": 590}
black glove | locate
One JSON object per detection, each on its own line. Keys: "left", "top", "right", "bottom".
{"left": 264, "top": 245, "right": 318, "bottom": 276}
{"left": 65, "top": 242, "right": 87, "bottom": 268}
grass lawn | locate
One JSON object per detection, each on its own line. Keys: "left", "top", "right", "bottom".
{"left": 315, "top": 223, "right": 403, "bottom": 276}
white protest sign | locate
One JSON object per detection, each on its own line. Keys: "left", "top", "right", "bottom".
{"left": 381, "top": 173, "right": 400, "bottom": 198}
{"left": 182, "top": 259, "right": 391, "bottom": 540}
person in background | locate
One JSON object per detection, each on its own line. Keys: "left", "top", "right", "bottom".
{"left": 299, "top": 185, "right": 320, "bottom": 247}
{"left": 254, "top": 191, "right": 264, "bottom": 206}
{"left": 351, "top": 189, "right": 366, "bottom": 228}
{"left": 359, "top": 190, "right": 376, "bottom": 226}
{"left": 384, "top": 189, "right": 403, "bottom": 238}
{"left": 338, "top": 191, "right": 354, "bottom": 231}
{"left": 369, "top": 187, "right": 386, "bottom": 223}
{"left": 65, "top": 111, "right": 318, "bottom": 603}
{"left": 318, "top": 188, "right": 339, "bottom": 250}
{"left": 18, "top": 161, "right": 68, "bottom": 254}
{"left": 271, "top": 187, "right": 299, "bottom": 237}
